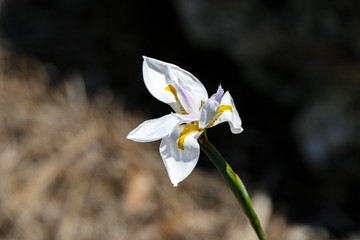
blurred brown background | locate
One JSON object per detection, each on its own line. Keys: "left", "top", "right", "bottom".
{"left": 0, "top": 0, "right": 359, "bottom": 239}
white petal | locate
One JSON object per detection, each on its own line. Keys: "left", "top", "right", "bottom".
{"left": 199, "top": 99, "right": 219, "bottom": 129}
{"left": 143, "top": 56, "right": 208, "bottom": 115}
{"left": 143, "top": 57, "right": 174, "bottom": 103}
{"left": 165, "top": 59, "right": 208, "bottom": 115}
{"left": 208, "top": 91, "right": 243, "bottom": 134}
{"left": 127, "top": 114, "right": 180, "bottom": 142}
{"left": 159, "top": 125, "right": 202, "bottom": 187}
{"left": 209, "top": 84, "right": 224, "bottom": 103}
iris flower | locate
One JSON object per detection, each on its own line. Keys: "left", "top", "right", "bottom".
{"left": 127, "top": 57, "right": 243, "bottom": 186}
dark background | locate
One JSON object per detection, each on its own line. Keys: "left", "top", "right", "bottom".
{"left": 1, "top": 0, "right": 359, "bottom": 237}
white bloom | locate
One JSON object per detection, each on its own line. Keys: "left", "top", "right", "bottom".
{"left": 127, "top": 57, "right": 243, "bottom": 186}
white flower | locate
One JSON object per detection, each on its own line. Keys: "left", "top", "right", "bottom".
{"left": 127, "top": 57, "right": 243, "bottom": 187}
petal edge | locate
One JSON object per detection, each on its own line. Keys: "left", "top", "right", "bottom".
{"left": 159, "top": 125, "right": 202, "bottom": 187}
{"left": 127, "top": 114, "right": 180, "bottom": 142}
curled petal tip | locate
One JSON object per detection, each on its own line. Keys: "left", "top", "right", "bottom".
{"left": 232, "top": 127, "right": 244, "bottom": 134}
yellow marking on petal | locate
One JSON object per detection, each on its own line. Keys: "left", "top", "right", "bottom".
{"left": 165, "top": 85, "right": 187, "bottom": 114}
{"left": 207, "top": 105, "right": 233, "bottom": 128}
{"left": 178, "top": 124, "right": 200, "bottom": 150}
{"left": 165, "top": 85, "right": 178, "bottom": 100}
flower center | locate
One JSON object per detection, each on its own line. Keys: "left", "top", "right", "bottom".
{"left": 177, "top": 105, "right": 232, "bottom": 151}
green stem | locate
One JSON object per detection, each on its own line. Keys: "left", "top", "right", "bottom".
{"left": 199, "top": 130, "right": 266, "bottom": 240}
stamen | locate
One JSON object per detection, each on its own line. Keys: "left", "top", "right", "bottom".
{"left": 178, "top": 124, "right": 200, "bottom": 150}
{"left": 207, "top": 105, "right": 232, "bottom": 128}
{"left": 199, "top": 100, "right": 205, "bottom": 111}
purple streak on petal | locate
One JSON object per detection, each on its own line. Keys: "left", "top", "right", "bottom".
{"left": 210, "top": 84, "right": 224, "bottom": 103}
{"left": 172, "top": 113, "right": 199, "bottom": 123}
{"left": 176, "top": 83, "right": 197, "bottom": 114}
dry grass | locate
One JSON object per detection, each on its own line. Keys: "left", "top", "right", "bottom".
{"left": 0, "top": 47, "right": 354, "bottom": 240}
